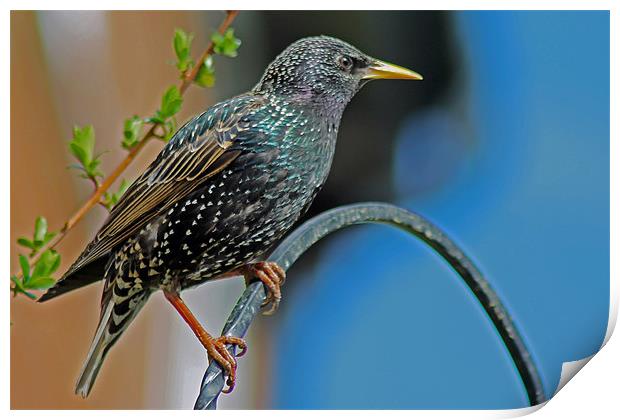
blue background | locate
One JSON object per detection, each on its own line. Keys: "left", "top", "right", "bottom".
{"left": 271, "top": 11, "right": 609, "bottom": 409}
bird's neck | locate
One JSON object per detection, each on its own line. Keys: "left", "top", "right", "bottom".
{"left": 259, "top": 88, "right": 349, "bottom": 124}
{"left": 260, "top": 93, "right": 340, "bottom": 192}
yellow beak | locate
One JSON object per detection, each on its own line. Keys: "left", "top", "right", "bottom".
{"left": 363, "top": 59, "right": 423, "bottom": 81}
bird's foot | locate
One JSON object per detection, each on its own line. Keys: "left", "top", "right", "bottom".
{"left": 163, "top": 290, "right": 247, "bottom": 393}
{"left": 202, "top": 334, "right": 248, "bottom": 394}
{"left": 242, "top": 261, "right": 286, "bottom": 315}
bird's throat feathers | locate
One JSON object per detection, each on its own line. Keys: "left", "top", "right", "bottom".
{"left": 255, "top": 77, "right": 353, "bottom": 120}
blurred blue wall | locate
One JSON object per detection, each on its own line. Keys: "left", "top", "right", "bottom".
{"left": 272, "top": 11, "right": 609, "bottom": 409}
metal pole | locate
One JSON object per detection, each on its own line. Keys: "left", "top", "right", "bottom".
{"left": 193, "top": 202, "right": 545, "bottom": 409}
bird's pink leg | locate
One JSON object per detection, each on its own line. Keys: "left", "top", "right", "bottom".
{"left": 164, "top": 290, "right": 247, "bottom": 393}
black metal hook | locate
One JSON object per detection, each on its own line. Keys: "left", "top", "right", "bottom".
{"left": 193, "top": 202, "right": 545, "bottom": 409}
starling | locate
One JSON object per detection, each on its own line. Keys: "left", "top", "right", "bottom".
{"left": 39, "top": 35, "right": 422, "bottom": 396}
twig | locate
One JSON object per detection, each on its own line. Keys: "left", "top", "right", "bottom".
{"left": 193, "top": 202, "right": 546, "bottom": 409}
{"left": 17, "top": 10, "right": 239, "bottom": 275}
{"left": 180, "top": 11, "right": 239, "bottom": 95}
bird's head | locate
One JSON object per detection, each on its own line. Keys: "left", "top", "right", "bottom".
{"left": 254, "top": 35, "right": 422, "bottom": 112}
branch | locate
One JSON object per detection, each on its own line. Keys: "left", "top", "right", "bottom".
{"left": 180, "top": 11, "right": 239, "bottom": 94}
{"left": 19, "top": 11, "right": 239, "bottom": 275}
{"left": 193, "top": 202, "right": 546, "bottom": 409}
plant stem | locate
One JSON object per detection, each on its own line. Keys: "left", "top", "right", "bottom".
{"left": 17, "top": 10, "right": 239, "bottom": 277}
{"left": 180, "top": 11, "right": 239, "bottom": 95}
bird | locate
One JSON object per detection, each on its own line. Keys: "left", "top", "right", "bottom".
{"left": 39, "top": 35, "right": 422, "bottom": 397}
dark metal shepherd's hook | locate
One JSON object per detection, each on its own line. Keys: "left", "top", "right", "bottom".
{"left": 193, "top": 202, "right": 546, "bottom": 409}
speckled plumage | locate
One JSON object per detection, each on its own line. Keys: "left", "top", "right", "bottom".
{"left": 39, "top": 35, "right": 422, "bottom": 397}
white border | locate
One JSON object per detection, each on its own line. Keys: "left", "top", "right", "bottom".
{"left": 0, "top": 0, "right": 618, "bottom": 10}
{"left": 3, "top": 2, "right": 617, "bottom": 418}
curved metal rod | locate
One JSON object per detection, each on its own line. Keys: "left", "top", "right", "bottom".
{"left": 193, "top": 202, "right": 545, "bottom": 409}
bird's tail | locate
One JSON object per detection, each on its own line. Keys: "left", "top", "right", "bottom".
{"left": 75, "top": 291, "right": 149, "bottom": 397}
{"left": 75, "top": 300, "right": 114, "bottom": 397}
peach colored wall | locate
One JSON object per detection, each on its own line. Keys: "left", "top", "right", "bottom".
{"left": 10, "top": 10, "right": 217, "bottom": 409}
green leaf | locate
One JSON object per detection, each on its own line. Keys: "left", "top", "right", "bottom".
{"left": 31, "top": 250, "right": 60, "bottom": 280}
{"left": 147, "top": 115, "right": 165, "bottom": 125}
{"left": 69, "top": 124, "right": 103, "bottom": 180}
{"left": 110, "top": 179, "right": 131, "bottom": 205}
{"left": 11, "top": 275, "right": 22, "bottom": 288}
{"left": 195, "top": 56, "right": 216, "bottom": 88}
{"left": 174, "top": 28, "right": 194, "bottom": 72}
{"left": 211, "top": 28, "right": 241, "bottom": 58}
{"left": 117, "top": 179, "right": 131, "bottom": 197}
{"left": 17, "top": 237, "right": 34, "bottom": 250}
{"left": 173, "top": 28, "right": 192, "bottom": 59}
{"left": 34, "top": 216, "right": 48, "bottom": 242}
{"left": 22, "top": 290, "right": 37, "bottom": 299}
{"left": 159, "top": 86, "right": 183, "bottom": 119}
{"left": 19, "top": 254, "right": 30, "bottom": 279}
{"left": 101, "top": 193, "right": 112, "bottom": 210}
{"left": 44, "top": 232, "right": 56, "bottom": 243}
{"left": 67, "top": 163, "right": 85, "bottom": 172}
{"left": 48, "top": 252, "right": 61, "bottom": 274}
{"left": 122, "top": 115, "right": 143, "bottom": 150}
{"left": 101, "top": 179, "right": 132, "bottom": 210}
{"left": 69, "top": 125, "right": 95, "bottom": 166}
{"left": 163, "top": 118, "right": 177, "bottom": 142}
{"left": 11, "top": 275, "right": 36, "bottom": 299}
{"left": 17, "top": 217, "right": 57, "bottom": 258}
{"left": 24, "top": 276, "right": 56, "bottom": 290}
{"left": 87, "top": 158, "right": 104, "bottom": 178}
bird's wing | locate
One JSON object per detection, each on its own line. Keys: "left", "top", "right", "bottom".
{"left": 60, "top": 96, "right": 265, "bottom": 282}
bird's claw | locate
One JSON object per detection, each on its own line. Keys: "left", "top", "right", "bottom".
{"left": 206, "top": 335, "right": 248, "bottom": 393}
{"left": 243, "top": 262, "right": 286, "bottom": 315}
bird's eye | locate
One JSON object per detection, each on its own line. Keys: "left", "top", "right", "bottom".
{"left": 337, "top": 55, "right": 354, "bottom": 72}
